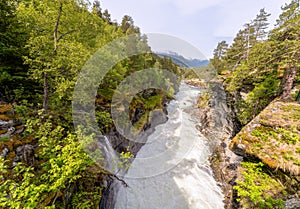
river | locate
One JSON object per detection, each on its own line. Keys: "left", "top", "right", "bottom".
{"left": 114, "top": 82, "right": 224, "bottom": 209}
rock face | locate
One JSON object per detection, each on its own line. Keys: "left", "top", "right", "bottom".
{"left": 197, "top": 81, "right": 242, "bottom": 209}
{"left": 108, "top": 109, "right": 168, "bottom": 156}
{"left": 198, "top": 81, "right": 300, "bottom": 209}
{"left": 230, "top": 100, "right": 300, "bottom": 176}
{"left": 229, "top": 99, "right": 300, "bottom": 208}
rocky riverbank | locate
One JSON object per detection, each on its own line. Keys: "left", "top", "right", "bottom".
{"left": 199, "top": 81, "right": 300, "bottom": 209}
{"left": 195, "top": 81, "right": 242, "bottom": 209}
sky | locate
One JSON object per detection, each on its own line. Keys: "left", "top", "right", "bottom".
{"left": 101, "top": 0, "right": 291, "bottom": 59}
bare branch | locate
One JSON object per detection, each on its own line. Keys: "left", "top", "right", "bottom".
{"left": 57, "top": 30, "right": 76, "bottom": 42}
{"left": 101, "top": 169, "right": 129, "bottom": 187}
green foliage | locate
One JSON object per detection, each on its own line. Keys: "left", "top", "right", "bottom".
{"left": 96, "top": 111, "right": 114, "bottom": 133}
{"left": 210, "top": 40, "right": 228, "bottom": 74}
{"left": 115, "top": 147, "right": 134, "bottom": 171}
{"left": 0, "top": 0, "right": 181, "bottom": 208}
{"left": 0, "top": 136, "right": 10, "bottom": 142}
{"left": 212, "top": 2, "right": 300, "bottom": 125}
{"left": 0, "top": 115, "right": 101, "bottom": 208}
{"left": 234, "top": 162, "right": 284, "bottom": 209}
{"left": 237, "top": 77, "right": 280, "bottom": 124}
{"left": 0, "top": 0, "right": 38, "bottom": 103}
{"left": 144, "top": 95, "right": 162, "bottom": 110}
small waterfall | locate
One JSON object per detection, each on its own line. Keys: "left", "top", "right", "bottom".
{"left": 102, "top": 136, "right": 119, "bottom": 172}
{"left": 114, "top": 82, "right": 224, "bottom": 209}
{"left": 99, "top": 136, "right": 120, "bottom": 209}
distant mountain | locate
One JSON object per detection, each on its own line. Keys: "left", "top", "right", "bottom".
{"left": 156, "top": 52, "right": 209, "bottom": 68}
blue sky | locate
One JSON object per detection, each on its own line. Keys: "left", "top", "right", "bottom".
{"left": 101, "top": 0, "right": 291, "bottom": 59}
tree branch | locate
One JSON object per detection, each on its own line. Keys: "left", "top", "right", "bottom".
{"left": 57, "top": 30, "right": 76, "bottom": 42}
{"left": 101, "top": 169, "right": 129, "bottom": 187}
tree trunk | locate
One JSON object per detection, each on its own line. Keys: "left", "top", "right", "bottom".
{"left": 281, "top": 67, "right": 297, "bottom": 100}
{"left": 42, "top": 3, "right": 62, "bottom": 112}
{"left": 43, "top": 72, "right": 48, "bottom": 111}
{"left": 296, "top": 90, "right": 300, "bottom": 103}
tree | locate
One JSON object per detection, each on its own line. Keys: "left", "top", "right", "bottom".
{"left": 225, "top": 27, "right": 250, "bottom": 68}
{"left": 21, "top": 0, "right": 100, "bottom": 111}
{"left": 224, "top": 9, "right": 270, "bottom": 70}
{"left": 270, "top": 0, "right": 300, "bottom": 99}
{"left": 252, "top": 8, "right": 271, "bottom": 41}
{"left": 210, "top": 41, "right": 228, "bottom": 73}
{"left": 121, "top": 15, "right": 140, "bottom": 34}
{"left": 0, "top": 0, "right": 37, "bottom": 103}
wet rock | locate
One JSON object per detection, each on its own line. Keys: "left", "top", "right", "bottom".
{"left": 1, "top": 147, "right": 9, "bottom": 158}
{"left": 220, "top": 142, "right": 227, "bottom": 148}
{"left": 13, "top": 144, "right": 35, "bottom": 166}
{"left": 198, "top": 81, "right": 242, "bottom": 209}
{"left": 0, "top": 104, "right": 23, "bottom": 138}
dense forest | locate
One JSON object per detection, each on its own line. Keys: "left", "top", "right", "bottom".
{"left": 0, "top": 0, "right": 181, "bottom": 208}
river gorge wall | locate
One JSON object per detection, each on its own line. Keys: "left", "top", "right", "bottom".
{"left": 200, "top": 81, "right": 300, "bottom": 209}
{"left": 195, "top": 81, "right": 242, "bottom": 209}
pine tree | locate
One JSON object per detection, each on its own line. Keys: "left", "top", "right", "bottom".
{"left": 210, "top": 41, "right": 228, "bottom": 74}
{"left": 252, "top": 8, "right": 271, "bottom": 41}
{"left": 270, "top": 0, "right": 300, "bottom": 99}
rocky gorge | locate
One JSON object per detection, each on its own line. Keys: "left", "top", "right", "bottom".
{"left": 198, "top": 80, "right": 300, "bottom": 209}
{"left": 2, "top": 79, "right": 300, "bottom": 209}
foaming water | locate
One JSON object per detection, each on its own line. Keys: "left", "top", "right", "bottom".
{"left": 114, "top": 82, "right": 224, "bottom": 209}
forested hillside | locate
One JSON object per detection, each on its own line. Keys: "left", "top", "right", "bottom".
{"left": 211, "top": 2, "right": 300, "bottom": 125}
{"left": 0, "top": 1, "right": 181, "bottom": 208}
{"left": 210, "top": 1, "right": 300, "bottom": 208}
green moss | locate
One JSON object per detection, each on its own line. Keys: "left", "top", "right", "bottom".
{"left": 251, "top": 128, "right": 272, "bottom": 141}
{"left": 276, "top": 128, "right": 300, "bottom": 144}
{"left": 144, "top": 95, "right": 162, "bottom": 110}
{"left": 0, "top": 136, "right": 10, "bottom": 142}
{"left": 294, "top": 161, "right": 300, "bottom": 166}
{"left": 132, "top": 111, "right": 149, "bottom": 133}
{"left": 283, "top": 155, "right": 295, "bottom": 161}
{"left": 281, "top": 104, "right": 300, "bottom": 113}
{"left": 251, "top": 126, "right": 299, "bottom": 145}
{"left": 234, "top": 162, "right": 285, "bottom": 209}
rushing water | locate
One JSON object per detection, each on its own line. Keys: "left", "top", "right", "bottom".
{"left": 114, "top": 83, "right": 224, "bottom": 209}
